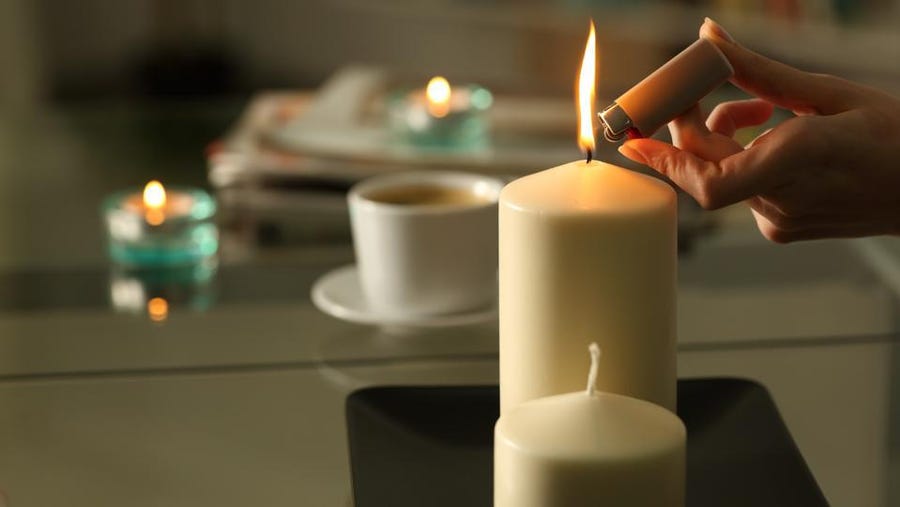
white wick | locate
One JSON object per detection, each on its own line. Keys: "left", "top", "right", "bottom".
{"left": 586, "top": 342, "right": 602, "bottom": 396}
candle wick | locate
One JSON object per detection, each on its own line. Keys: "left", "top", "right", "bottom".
{"left": 586, "top": 342, "right": 602, "bottom": 396}
{"left": 585, "top": 148, "right": 593, "bottom": 164}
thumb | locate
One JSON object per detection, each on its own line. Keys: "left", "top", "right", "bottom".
{"left": 700, "top": 18, "right": 853, "bottom": 115}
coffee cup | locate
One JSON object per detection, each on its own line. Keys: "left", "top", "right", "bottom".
{"left": 348, "top": 171, "right": 503, "bottom": 316}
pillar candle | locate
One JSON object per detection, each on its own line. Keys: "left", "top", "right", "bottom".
{"left": 499, "top": 159, "right": 677, "bottom": 414}
{"left": 494, "top": 344, "right": 686, "bottom": 507}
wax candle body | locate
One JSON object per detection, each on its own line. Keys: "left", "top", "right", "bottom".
{"left": 494, "top": 390, "right": 686, "bottom": 507}
{"left": 499, "top": 161, "right": 677, "bottom": 413}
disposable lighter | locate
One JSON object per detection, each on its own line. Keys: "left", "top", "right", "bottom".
{"left": 598, "top": 38, "right": 734, "bottom": 142}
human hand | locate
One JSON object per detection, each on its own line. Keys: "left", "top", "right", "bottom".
{"left": 618, "top": 18, "right": 900, "bottom": 242}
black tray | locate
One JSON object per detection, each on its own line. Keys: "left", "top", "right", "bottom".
{"left": 346, "top": 378, "right": 829, "bottom": 507}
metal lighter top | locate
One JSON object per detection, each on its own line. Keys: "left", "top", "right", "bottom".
{"left": 598, "top": 38, "right": 734, "bottom": 142}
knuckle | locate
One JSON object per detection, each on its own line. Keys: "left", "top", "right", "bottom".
{"left": 656, "top": 151, "right": 690, "bottom": 180}
{"left": 766, "top": 210, "right": 802, "bottom": 231}
{"left": 860, "top": 107, "right": 900, "bottom": 138}
{"left": 707, "top": 102, "right": 731, "bottom": 119}
{"left": 807, "top": 72, "right": 845, "bottom": 96}
{"left": 694, "top": 179, "right": 723, "bottom": 210}
{"left": 782, "top": 117, "right": 829, "bottom": 157}
{"left": 786, "top": 114, "right": 818, "bottom": 134}
{"left": 808, "top": 72, "right": 839, "bottom": 84}
{"left": 765, "top": 213, "right": 789, "bottom": 230}
{"left": 670, "top": 125, "right": 703, "bottom": 151}
{"left": 760, "top": 224, "right": 793, "bottom": 244}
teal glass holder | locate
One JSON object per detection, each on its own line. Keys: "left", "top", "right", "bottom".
{"left": 102, "top": 187, "right": 218, "bottom": 267}
{"left": 387, "top": 84, "right": 493, "bottom": 149}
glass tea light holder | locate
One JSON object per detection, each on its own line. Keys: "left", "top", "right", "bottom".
{"left": 103, "top": 181, "right": 218, "bottom": 267}
{"left": 387, "top": 76, "right": 493, "bottom": 149}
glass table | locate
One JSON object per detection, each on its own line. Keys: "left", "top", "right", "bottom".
{"left": 0, "top": 101, "right": 898, "bottom": 507}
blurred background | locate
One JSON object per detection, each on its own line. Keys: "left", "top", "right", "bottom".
{"left": 1, "top": 1, "right": 900, "bottom": 506}
{"left": 2, "top": 0, "right": 900, "bottom": 266}
{"left": 0, "top": 0, "right": 900, "bottom": 265}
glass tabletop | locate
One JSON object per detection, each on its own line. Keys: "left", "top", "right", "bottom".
{"left": 0, "top": 101, "right": 898, "bottom": 507}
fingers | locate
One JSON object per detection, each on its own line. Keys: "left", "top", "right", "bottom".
{"left": 669, "top": 104, "right": 709, "bottom": 149}
{"left": 620, "top": 115, "right": 829, "bottom": 211}
{"left": 619, "top": 138, "right": 768, "bottom": 209}
{"left": 667, "top": 104, "right": 744, "bottom": 162}
{"left": 706, "top": 99, "right": 774, "bottom": 137}
{"left": 668, "top": 100, "right": 772, "bottom": 159}
{"left": 700, "top": 18, "right": 854, "bottom": 115}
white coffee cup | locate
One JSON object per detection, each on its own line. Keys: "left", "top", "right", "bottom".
{"left": 348, "top": 171, "right": 503, "bottom": 317}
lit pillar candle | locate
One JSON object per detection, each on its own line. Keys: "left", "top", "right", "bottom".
{"left": 494, "top": 344, "right": 686, "bottom": 507}
{"left": 498, "top": 22, "right": 677, "bottom": 414}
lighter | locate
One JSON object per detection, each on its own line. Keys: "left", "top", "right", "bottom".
{"left": 598, "top": 38, "right": 734, "bottom": 142}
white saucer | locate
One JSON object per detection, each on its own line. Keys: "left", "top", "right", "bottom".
{"left": 311, "top": 264, "right": 497, "bottom": 328}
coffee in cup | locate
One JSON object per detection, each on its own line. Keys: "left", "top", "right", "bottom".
{"left": 365, "top": 184, "right": 492, "bottom": 207}
{"left": 348, "top": 171, "right": 502, "bottom": 316}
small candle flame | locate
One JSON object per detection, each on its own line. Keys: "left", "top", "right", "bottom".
{"left": 143, "top": 180, "right": 167, "bottom": 209}
{"left": 143, "top": 180, "right": 167, "bottom": 225}
{"left": 577, "top": 21, "right": 597, "bottom": 159}
{"left": 426, "top": 76, "right": 452, "bottom": 118}
{"left": 147, "top": 297, "right": 169, "bottom": 322}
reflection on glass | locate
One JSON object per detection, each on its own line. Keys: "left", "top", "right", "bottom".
{"left": 109, "top": 258, "right": 217, "bottom": 320}
{"left": 147, "top": 297, "right": 169, "bottom": 322}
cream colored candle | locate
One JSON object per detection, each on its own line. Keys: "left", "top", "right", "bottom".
{"left": 499, "top": 158, "right": 677, "bottom": 413}
{"left": 494, "top": 344, "right": 686, "bottom": 507}
{"left": 499, "top": 20, "right": 677, "bottom": 415}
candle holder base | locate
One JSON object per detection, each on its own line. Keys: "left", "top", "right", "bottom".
{"left": 346, "top": 378, "right": 828, "bottom": 507}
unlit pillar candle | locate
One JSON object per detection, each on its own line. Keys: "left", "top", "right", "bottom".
{"left": 494, "top": 343, "right": 686, "bottom": 507}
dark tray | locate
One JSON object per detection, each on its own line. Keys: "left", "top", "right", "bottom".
{"left": 346, "top": 378, "right": 829, "bottom": 507}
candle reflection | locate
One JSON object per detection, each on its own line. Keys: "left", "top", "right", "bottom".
{"left": 147, "top": 297, "right": 169, "bottom": 322}
{"left": 108, "top": 260, "right": 217, "bottom": 320}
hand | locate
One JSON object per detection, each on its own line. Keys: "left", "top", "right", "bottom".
{"left": 618, "top": 18, "right": 900, "bottom": 243}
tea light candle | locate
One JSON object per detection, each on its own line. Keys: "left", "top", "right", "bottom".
{"left": 103, "top": 181, "right": 218, "bottom": 266}
{"left": 499, "top": 22, "right": 677, "bottom": 413}
{"left": 494, "top": 343, "right": 686, "bottom": 507}
{"left": 387, "top": 76, "right": 493, "bottom": 149}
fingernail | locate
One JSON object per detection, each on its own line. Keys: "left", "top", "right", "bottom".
{"left": 702, "top": 17, "right": 734, "bottom": 43}
{"left": 618, "top": 144, "right": 647, "bottom": 165}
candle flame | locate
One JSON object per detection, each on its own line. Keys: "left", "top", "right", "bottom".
{"left": 147, "top": 297, "right": 169, "bottom": 322}
{"left": 426, "top": 76, "right": 452, "bottom": 118}
{"left": 143, "top": 180, "right": 167, "bottom": 225}
{"left": 577, "top": 21, "right": 597, "bottom": 157}
{"left": 143, "top": 180, "right": 167, "bottom": 209}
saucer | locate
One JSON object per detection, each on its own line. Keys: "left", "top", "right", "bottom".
{"left": 311, "top": 264, "right": 497, "bottom": 328}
